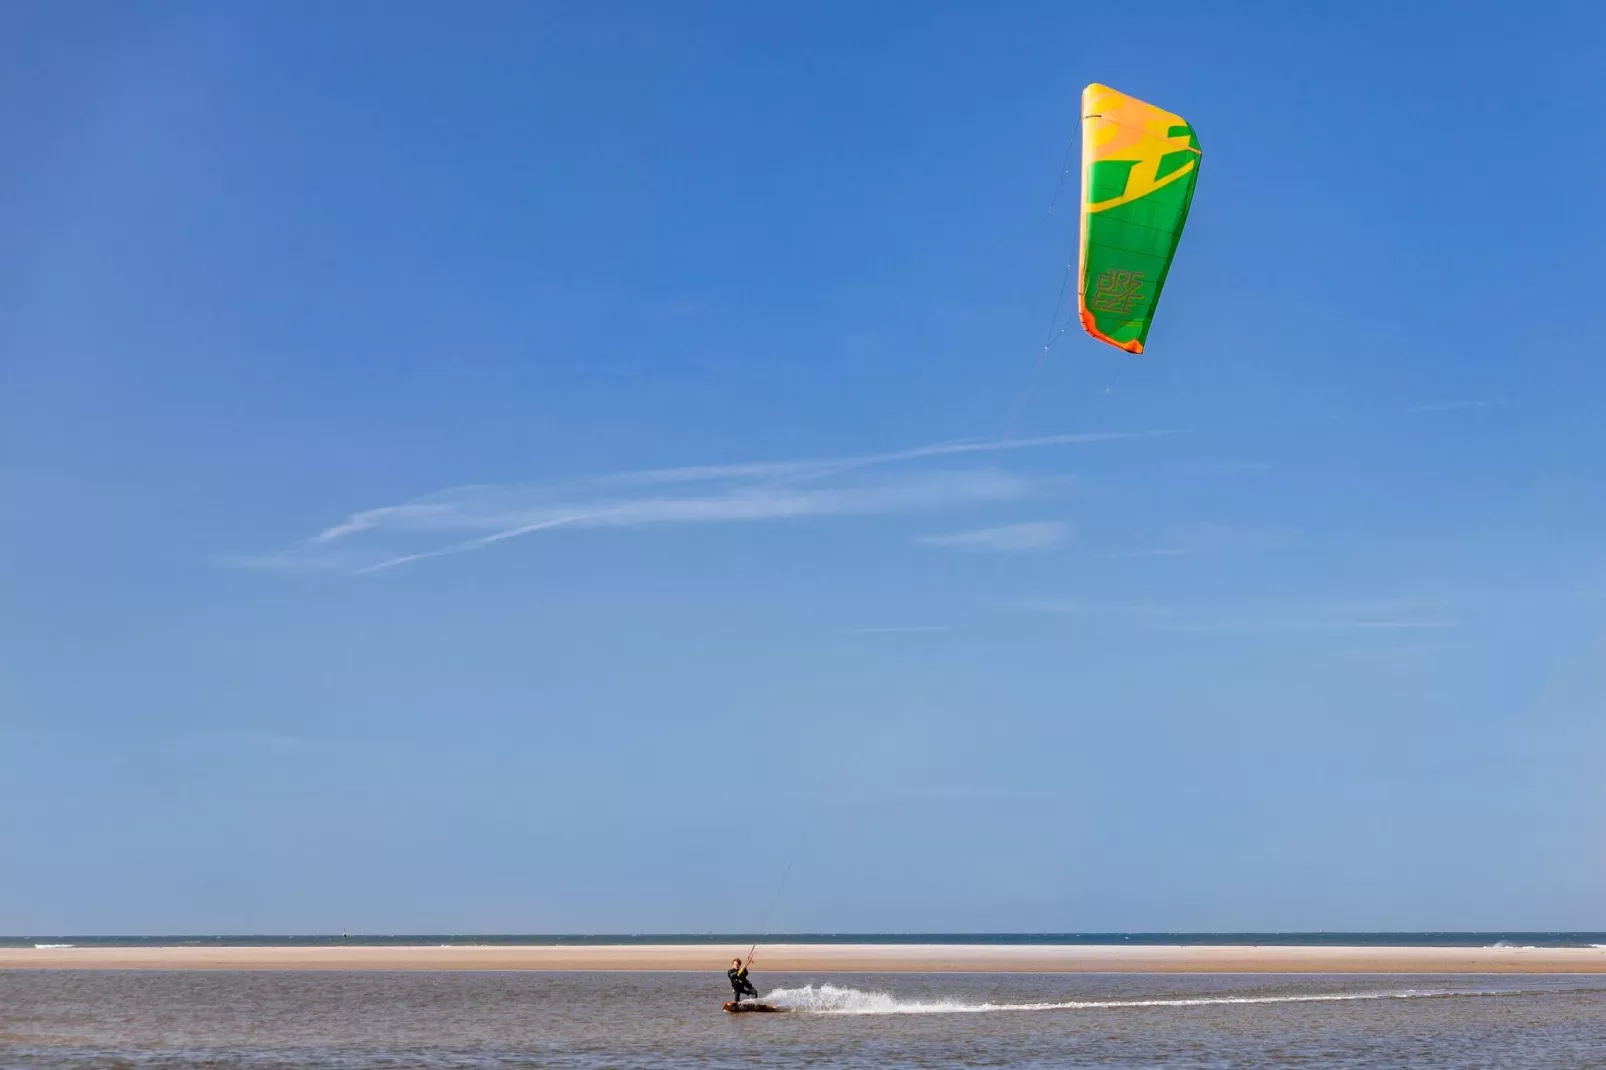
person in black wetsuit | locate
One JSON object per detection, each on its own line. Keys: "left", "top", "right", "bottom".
{"left": 727, "top": 957, "right": 758, "bottom": 1003}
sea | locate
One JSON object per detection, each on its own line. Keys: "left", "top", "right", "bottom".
{"left": 6, "top": 931, "right": 1606, "bottom": 948}
{"left": 5, "top": 936, "right": 1606, "bottom": 1068}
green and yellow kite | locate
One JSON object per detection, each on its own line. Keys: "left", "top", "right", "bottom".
{"left": 1078, "top": 84, "right": 1201, "bottom": 354}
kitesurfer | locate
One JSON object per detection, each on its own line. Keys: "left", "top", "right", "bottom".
{"left": 727, "top": 957, "right": 758, "bottom": 1004}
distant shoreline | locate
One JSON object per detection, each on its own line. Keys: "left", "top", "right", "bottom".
{"left": 6, "top": 943, "right": 1606, "bottom": 973}
{"left": 6, "top": 932, "right": 1606, "bottom": 949}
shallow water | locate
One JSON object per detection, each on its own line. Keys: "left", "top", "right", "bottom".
{"left": 3, "top": 971, "right": 1604, "bottom": 1068}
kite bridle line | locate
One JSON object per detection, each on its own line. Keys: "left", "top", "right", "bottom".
{"left": 1007, "top": 94, "right": 1146, "bottom": 440}
{"left": 1045, "top": 102, "right": 1083, "bottom": 217}
{"left": 744, "top": 816, "right": 811, "bottom": 971}
{"left": 1005, "top": 108, "right": 1085, "bottom": 441}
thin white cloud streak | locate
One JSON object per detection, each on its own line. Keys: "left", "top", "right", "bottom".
{"left": 1092, "top": 523, "right": 1293, "bottom": 560}
{"left": 588, "top": 428, "right": 1187, "bottom": 491}
{"left": 1344, "top": 619, "right": 1461, "bottom": 631}
{"left": 1403, "top": 399, "right": 1507, "bottom": 414}
{"left": 574, "top": 397, "right": 1494, "bottom": 498}
{"left": 258, "top": 427, "right": 1182, "bottom": 574}
{"left": 273, "top": 469, "right": 1050, "bottom": 574}
{"left": 1013, "top": 597, "right": 1466, "bottom": 635}
{"left": 348, "top": 472, "right": 1035, "bottom": 574}
{"left": 310, "top": 429, "right": 1175, "bottom": 550}
{"left": 253, "top": 400, "right": 1490, "bottom": 575}
{"left": 917, "top": 520, "right": 1070, "bottom": 553}
{"left": 315, "top": 502, "right": 467, "bottom": 543}
{"left": 353, "top": 512, "right": 600, "bottom": 574}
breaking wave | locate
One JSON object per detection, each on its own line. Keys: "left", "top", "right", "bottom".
{"left": 761, "top": 983, "right": 1519, "bottom": 1016}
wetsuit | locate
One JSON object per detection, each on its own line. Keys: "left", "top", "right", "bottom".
{"left": 727, "top": 963, "right": 758, "bottom": 1003}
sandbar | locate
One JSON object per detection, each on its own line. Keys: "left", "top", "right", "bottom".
{"left": 4, "top": 943, "right": 1605, "bottom": 973}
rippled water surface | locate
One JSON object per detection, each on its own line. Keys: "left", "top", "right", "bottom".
{"left": 3, "top": 971, "right": 1604, "bottom": 1068}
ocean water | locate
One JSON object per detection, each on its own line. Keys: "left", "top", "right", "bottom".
{"left": 5, "top": 932, "right": 1606, "bottom": 948}
{"left": 3, "top": 971, "right": 1604, "bottom": 1068}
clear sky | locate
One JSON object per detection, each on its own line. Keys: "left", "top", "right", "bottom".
{"left": 3, "top": 0, "right": 1604, "bottom": 935}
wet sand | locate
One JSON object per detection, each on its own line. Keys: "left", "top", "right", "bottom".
{"left": 4, "top": 943, "right": 1605, "bottom": 973}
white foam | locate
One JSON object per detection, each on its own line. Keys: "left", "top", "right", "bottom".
{"left": 761, "top": 983, "right": 1509, "bottom": 1016}
{"left": 1489, "top": 941, "right": 1541, "bottom": 949}
{"left": 33, "top": 943, "right": 73, "bottom": 949}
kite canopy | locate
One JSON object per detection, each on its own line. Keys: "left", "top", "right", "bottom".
{"left": 1078, "top": 84, "right": 1201, "bottom": 354}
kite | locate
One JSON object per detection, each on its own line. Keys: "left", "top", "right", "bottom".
{"left": 1078, "top": 84, "right": 1201, "bottom": 354}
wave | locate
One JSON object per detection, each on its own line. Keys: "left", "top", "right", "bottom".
{"left": 33, "top": 944, "right": 73, "bottom": 949}
{"left": 761, "top": 983, "right": 1519, "bottom": 1016}
{"left": 1488, "top": 941, "right": 1542, "bottom": 949}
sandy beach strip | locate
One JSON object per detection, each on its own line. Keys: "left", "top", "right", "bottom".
{"left": 4, "top": 943, "right": 1606, "bottom": 973}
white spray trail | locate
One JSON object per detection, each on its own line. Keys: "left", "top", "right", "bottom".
{"left": 760, "top": 983, "right": 1528, "bottom": 1016}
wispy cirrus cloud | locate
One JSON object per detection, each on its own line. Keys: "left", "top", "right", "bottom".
{"left": 241, "top": 400, "right": 1496, "bottom": 576}
{"left": 583, "top": 427, "right": 1187, "bottom": 491}
{"left": 247, "top": 428, "right": 1179, "bottom": 574}
{"left": 917, "top": 520, "right": 1070, "bottom": 553}
{"left": 263, "top": 468, "right": 1048, "bottom": 575}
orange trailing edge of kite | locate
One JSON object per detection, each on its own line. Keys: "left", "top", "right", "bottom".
{"left": 1078, "top": 307, "right": 1144, "bottom": 354}
{"left": 1077, "top": 84, "right": 1201, "bottom": 354}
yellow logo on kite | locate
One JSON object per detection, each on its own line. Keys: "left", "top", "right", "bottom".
{"left": 1083, "top": 84, "right": 1199, "bottom": 213}
{"left": 1090, "top": 269, "right": 1145, "bottom": 315}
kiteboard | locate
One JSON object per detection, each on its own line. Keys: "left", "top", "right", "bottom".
{"left": 723, "top": 1001, "right": 785, "bottom": 1013}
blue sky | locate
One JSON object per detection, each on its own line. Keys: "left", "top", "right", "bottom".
{"left": 3, "top": 0, "right": 1605, "bottom": 934}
